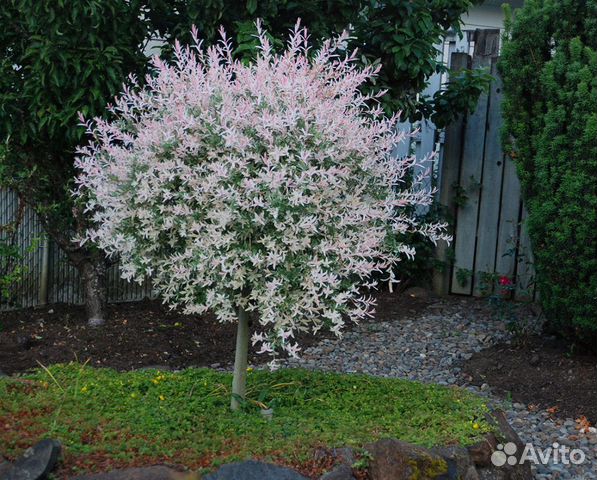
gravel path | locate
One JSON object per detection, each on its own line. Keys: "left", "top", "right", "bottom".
{"left": 273, "top": 295, "right": 597, "bottom": 480}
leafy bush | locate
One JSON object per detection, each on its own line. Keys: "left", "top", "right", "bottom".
{"left": 0, "top": 238, "right": 24, "bottom": 306}
{"left": 499, "top": 1, "right": 597, "bottom": 344}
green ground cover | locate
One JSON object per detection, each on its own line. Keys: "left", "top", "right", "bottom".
{"left": 0, "top": 364, "right": 491, "bottom": 476}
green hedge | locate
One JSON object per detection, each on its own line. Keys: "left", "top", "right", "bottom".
{"left": 499, "top": 0, "right": 597, "bottom": 344}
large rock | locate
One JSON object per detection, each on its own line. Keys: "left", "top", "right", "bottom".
{"left": 463, "top": 466, "right": 481, "bottom": 480}
{"left": 0, "top": 456, "right": 13, "bottom": 478}
{"left": 203, "top": 460, "right": 307, "bottom": 480}
{"left": 467, "top": 433, "right": 499, "bottom": 468}
{"left": 71, "top": 466, "right": 196, "bottom": 480}
{"left": 319, "top": 463, "right": 355, "bottom": 480}
{"left": 366, "top": 439, "right": 450, "bottom": 480}
{"left": 4, "top": 439, "right": 61, "bottom": 480}
{"left": 432, "top": 445, "right": 472, "bottom": 479}
{"left": 483, "top": 410, "right": 532, "bottom": 480}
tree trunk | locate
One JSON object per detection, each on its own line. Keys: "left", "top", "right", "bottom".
{"left": 231, "top": 306, "right": 249, "bottom": 411}
{"left": 37, "top": 207, "right": 109, "bottom": 327}
{"left": 78, "top": 256, "right": 107, "bottom": 327}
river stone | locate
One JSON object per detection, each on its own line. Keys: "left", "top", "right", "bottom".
{"left": 476, "top": 469, "right": 508, "bottom": 480}
{"left": 70, "top": 466, "right": 195, "bottom": 480}
{"left": 4, "top": 439, "right": 61, "bottom": 480}
{"left": 366, "top": 438, "right": 450, "bottom": 480}
{"left": 203, "top": 460, "right": 307, "bottom": 480}
{"left": 1, "top": 457, "right": 13, "bottom": 478}
{"left": 319, "top": 463, "right": 355, "bottom": 480}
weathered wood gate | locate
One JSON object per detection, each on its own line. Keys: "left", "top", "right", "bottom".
{"left": 433, "top": 29, "right": 536, "bottom": 300}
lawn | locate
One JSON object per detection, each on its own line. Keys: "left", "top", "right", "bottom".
{"left": 0, "top": 364, "right": 492, "bottom": 477}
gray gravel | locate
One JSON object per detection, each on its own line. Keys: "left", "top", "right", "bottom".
{"left": 269, "top": 296, "right": 597, "bottom": 480}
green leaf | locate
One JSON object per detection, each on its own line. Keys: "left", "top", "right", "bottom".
{"left": 246, "top": 0, "right": 257, "bottom": 15}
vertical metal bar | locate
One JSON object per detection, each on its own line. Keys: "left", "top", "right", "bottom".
{"left": 39, "top": 234, "right": 49, "bottom": 305}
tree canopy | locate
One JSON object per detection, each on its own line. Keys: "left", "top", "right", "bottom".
{"left": 0, "top": 0, "right": 484, "bottom": 322}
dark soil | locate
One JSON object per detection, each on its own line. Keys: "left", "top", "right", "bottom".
{"left": 463, "top": 336, "right": 597, "bottom": 423}
{"left": 0, "top": 290, "right": 429, "bottom": 376}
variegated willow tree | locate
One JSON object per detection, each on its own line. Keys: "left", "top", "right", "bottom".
{"left": 75, "top": 24, "right": 448, "bottom": 410}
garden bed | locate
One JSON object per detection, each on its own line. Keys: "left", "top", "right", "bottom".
{"left": 0, "top": 291, "right": 428, "bottom": 375}
{"left": 0, "top": 364, "right": 491, "bottom": 478}
{"left": 462, "top": 335, "right": 597, "bottom": 423}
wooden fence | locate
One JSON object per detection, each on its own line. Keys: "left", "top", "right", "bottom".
{"left": 433, "top": 29, "right": 536, "bottom": 300}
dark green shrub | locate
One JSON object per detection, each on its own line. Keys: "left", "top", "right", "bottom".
{"left": 499, "top": 0, "right": 597, "bottom": 344}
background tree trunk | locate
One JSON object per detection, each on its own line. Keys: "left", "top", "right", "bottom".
{"left": 40, "top": 216, "right": 108, "bottom": 327}
{"left": 78, "top": 256, "right": 107, "bottom": 327}
{"left": 231, "top": 306, "right": 249, "bottom": 411}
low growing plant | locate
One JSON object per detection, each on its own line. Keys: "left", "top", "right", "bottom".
{"left": 485, "top": 274, "right": 536, "bottom": 343}
{"left": 0, "top": 364, "right": 492, "bottom": 476}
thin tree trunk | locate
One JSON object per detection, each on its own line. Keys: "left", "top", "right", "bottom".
{"left": 231, "top": 306, "right": 249, "bottom": 411}
{"left": 79, "top": 256, "right": 107, "bottom": 327}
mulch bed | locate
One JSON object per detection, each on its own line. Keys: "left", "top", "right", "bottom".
{"left": 462, "top": 336, "right": 597, "bottom": 423}
{"left": 0, "top": 290, "right": 427, "bottom": 376}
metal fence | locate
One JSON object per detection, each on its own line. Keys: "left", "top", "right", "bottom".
{"left": 0, "top": 188, "right": 153, "bottom": 310}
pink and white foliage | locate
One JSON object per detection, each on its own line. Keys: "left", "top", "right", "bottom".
{"left": 75, "top": 22, "right": 449, "bottom": 361}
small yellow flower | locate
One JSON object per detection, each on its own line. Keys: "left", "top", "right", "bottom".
{"left": 159, "top": 395, "right": 166, "bottom": 401}
{"left": 246, "top": 367, "right": 254, "bottom": 373}
{"left": 473, "top": 422, "right": 480, "bottom": 430}
{"left": 81, "top": 386, "right": 89, "bottom": 393}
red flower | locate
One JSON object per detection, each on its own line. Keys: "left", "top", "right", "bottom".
{"left": 499, "top": 276, "right": 513, "bottom": 286}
